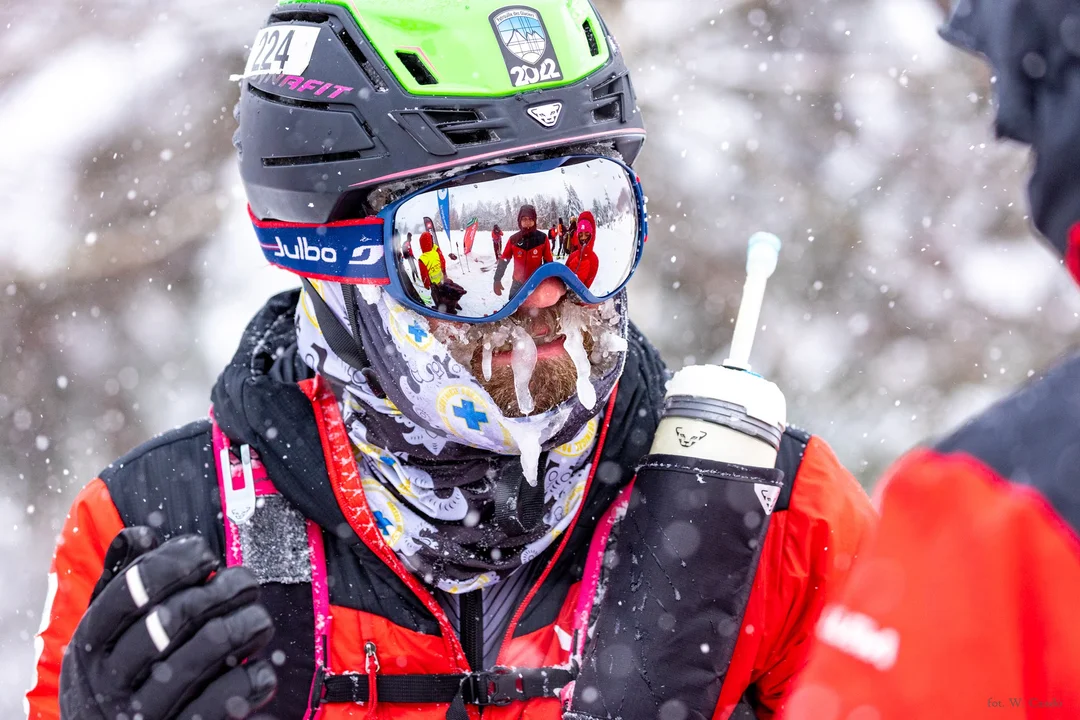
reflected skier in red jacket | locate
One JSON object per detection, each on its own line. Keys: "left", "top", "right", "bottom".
{"left": 493, "top": 204, "right": 553, "bottom": 297}
{"left": 491, "top": 224, "right": 503, "bottom": 258}
{"left": 566, "top": 211, "right": 599, "bottom": 288}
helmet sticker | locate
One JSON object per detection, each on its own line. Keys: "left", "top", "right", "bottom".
{"left": 235, "top": 25, "right": 321, "bottom": 81}
{"left": 489, "top": 6, "right": 564, "bottom": 88}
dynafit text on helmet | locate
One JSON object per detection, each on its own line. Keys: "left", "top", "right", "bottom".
{"left": 30, "top": 3, "right": 874, "bottom": 720}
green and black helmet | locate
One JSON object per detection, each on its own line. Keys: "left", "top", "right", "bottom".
{"left": 235, "top": 0, "right": 646, "bottom": 224}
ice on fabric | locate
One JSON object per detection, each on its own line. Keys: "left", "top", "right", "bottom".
{"left": 237, "top": 495, "right": 312, "bottom": 585}
{"left": 504, "top": 419, "right": 543, "bottom": 487}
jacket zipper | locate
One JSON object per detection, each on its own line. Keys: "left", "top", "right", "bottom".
{"left": 365, "top": 641, "right": 380, "bottom": 718}
{"left": 460, "top": 590, "right": 484, "bottom": 672}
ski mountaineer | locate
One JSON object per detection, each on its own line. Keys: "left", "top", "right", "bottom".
{"left": 565, "top": 212, "right": 599, "bottom": 288}
{"left": 491, "top": 224, "right": 504, "bottom": 259}
{"left": 28, "top": 2, "right": 874, "bottom": 720}
{"left": 494, "top": 205, "right": 554, "bottom": 298}
{"left": 417, "top": 231, "right": 467, "bottom": 315}
{"left": 784, "top": 1, "right": 1080, "bottom": 717}
{"left": 403, "top": 231, "right": 421, "bottom": 282}
{"left": 566, "top": 215, "right": 580, "bottom": 255}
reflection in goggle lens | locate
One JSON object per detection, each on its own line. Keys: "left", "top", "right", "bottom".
{"left": 392, "top": 158, "right": 639, "bottom": 318}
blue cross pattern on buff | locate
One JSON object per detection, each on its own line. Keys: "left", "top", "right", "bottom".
{"left": 373, "top": 510, "right": 394, "bottom": 536}
{"left": 407, "top": 323, "right": 428, "bottom": 343}
{"left": 453, "top": 401, "right": 489, "bottom": 431}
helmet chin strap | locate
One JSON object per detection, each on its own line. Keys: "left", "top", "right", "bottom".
{"left": 299, "top": 278, "right": 386, "bottom": 398}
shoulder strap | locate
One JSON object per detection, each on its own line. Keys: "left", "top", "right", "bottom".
{"left": 211, "top": 414, "right": 332, "bottom": 720}
{"left": 774, "top": 425, "right": 811, "bottom": 512}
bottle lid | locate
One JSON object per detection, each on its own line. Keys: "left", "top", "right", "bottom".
{"left": 665, "top": 364, "right": 786, "bottom": 431}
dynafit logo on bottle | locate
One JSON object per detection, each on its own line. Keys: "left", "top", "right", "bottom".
{"left": 490, "top": 6, "right": 563, "bottom": 88}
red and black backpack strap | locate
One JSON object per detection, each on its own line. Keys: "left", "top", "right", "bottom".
{"left": 313, "top": 666, "right": 575, "bottom": 711}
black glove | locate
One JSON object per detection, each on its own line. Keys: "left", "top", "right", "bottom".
{"left": 60, "top": 527, "right": 278, "bottom": 720}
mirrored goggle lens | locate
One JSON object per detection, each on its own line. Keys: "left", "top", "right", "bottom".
{"left": 391, "top": 157, "right": 641, "bottom": 319}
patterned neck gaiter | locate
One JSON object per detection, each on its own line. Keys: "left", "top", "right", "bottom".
{"left": 295, "top": 280, "right": 629, "bottom": 593}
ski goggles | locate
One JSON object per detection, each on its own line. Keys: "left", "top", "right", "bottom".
{"left": 250, "top": 155, "right": 647, "bottom": 323}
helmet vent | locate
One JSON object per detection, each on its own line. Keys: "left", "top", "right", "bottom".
{"left": 423, "top": 108, "right": 481, "bottom": 125}
{"left": 591, "top": 73, "right": 628, "bottom": 123}
{"left": 337, "top": 30, "right": 389, "bottom": 92}
{"left": 422, "top": 109, "right": 501, "bottom": 146}
{"left": 593, "top": 100, "right": 622, "bottom": 122}
{"left": 263, "top": 150, "right": 365, "bottom": 168}
{"left": 441, "top": 128, "right": 498, "bottom": 146}
{"left": 269, "top": 10, "right": 331, "bottom": 24}
{"left": 396, "top": 52, "right": 439, "bottom": 86}
{"left": 583, "top": 20, "right": 601, "bottom": 57}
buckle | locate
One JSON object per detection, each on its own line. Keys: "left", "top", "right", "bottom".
{"left": 308, "top": 665, "right": 327, "bottom": 711}
{"left": 466, "top": 669, "right": 524, "bottom": 706}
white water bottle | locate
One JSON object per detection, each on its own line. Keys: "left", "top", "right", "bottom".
{"left": 650, "top": 233, "right": 786, "bottom": 469}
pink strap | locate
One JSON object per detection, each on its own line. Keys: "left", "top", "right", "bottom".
{"left": 560, "top": 481, "right": 634, "bottom": 707}
{"left": 571, "top": 480, "right": 635, "bottom": 663}
{"left": 304, "top": 518, "right": 332, "bottom": 720}
{"left": 210, "top": 412, "right": 333, "bottom": 720}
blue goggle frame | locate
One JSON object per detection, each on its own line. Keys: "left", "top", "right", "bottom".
{"left": 250, "top": 155, "right": 648, "bottom": 323}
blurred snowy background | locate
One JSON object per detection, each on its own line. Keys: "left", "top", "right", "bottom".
{"left": 4, "top": 0, "right": 1080, "bottom": 713}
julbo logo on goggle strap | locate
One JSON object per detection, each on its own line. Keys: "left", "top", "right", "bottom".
{"left": 251, "top": 214, "right": 389, "bottom": 285}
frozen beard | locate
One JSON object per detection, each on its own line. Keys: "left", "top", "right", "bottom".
{"left": 429, "top": 296, "right": 626, "bottom": 418}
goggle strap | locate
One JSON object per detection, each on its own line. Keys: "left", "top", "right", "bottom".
{"left": 250, "top": 206, "right": 390, "bottom": 285}
{"left": 300, "top": 278, "right": 372, "bottom": 377}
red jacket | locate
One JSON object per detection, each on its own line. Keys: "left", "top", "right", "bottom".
{"left": 784, "top": 354, "right": 1080, "bottom": 719}
{"left": 27, "top": 293, "right": 875, "bottom": 720}
{"left": 566, "top": 211, "right": 599, "bottom": 288}
{"left": 501, "top": 229, "right": 553, "bottom": 285}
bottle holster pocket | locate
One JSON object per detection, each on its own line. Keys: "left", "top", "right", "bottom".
{"left": 567, "top": 453, "right": 784, "bottom": 720}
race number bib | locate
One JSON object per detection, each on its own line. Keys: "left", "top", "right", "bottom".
{"left": 240, "top": 25, "right": 321, "bottom": 78}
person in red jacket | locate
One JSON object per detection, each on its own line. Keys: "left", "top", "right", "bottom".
{"left": 28, "top": 3, "right": 875, "bottom": 720}
{"left": 784, "top": 2, "right": 1080, "bottom": 717}
{"left": 491, "top": 223, "right": 504, "bottom": 258}
{"left": 566, "top": 211, "right": 599, "bottom": 288}
{"left": 493, "top": 204, "right": 553, "bottom": 297}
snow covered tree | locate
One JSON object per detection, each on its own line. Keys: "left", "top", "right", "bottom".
{"left": 564, "top": 183, "right": 585, "bottom": 219}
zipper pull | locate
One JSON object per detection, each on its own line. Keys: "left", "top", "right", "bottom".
{"left": 365, "top": 641, "right": 380, "bottom": 718}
